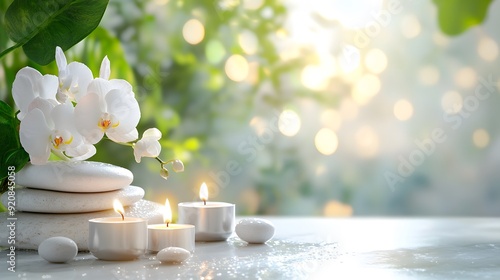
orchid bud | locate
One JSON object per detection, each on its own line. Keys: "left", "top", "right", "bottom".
{"left": 160, "top": 167, "right": 169, "bottom": 180}
{"left": 172, "top": 159, "right": 184, "bottom": 173}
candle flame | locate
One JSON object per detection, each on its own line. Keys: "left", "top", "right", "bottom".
{"left": 199, "top": 182, "right": 208, "bottom": 205}
{"left": 113, "top": 199, "right": 125, "bottom": 221}
{"left": 163, "top": 198, "right": 172, "bottom": 226}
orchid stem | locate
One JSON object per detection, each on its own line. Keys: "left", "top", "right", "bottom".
{"left": 156, "top": 157, "right": 165, "bottom": 164}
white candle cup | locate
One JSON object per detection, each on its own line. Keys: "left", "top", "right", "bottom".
{"left": 178, "top": 202, "right": 235, "bottom": 241}
{"left": 88, "top": 217, "right": 147, "bottom": 261}
{"left": 147, "top": 224, "right": 195, "bottom": 252}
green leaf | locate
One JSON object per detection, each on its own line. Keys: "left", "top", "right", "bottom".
{"left": 0, "top": 100, "right": 14, "bottom": 122}
{"left": 433, "top": 0, "right": 493, "bottom": 36}
{"left": 0, "top": 101, "right": 29, "bottom": 183}
{"left": 4, "top": 0, "right": 109, "bottom": 65}
{"left": 0, "top": 0, "right": 14, "bottom": 52}
{"left": 2, "top": 148, "right": 29, "bottom": 172}
{"left": 0, "top": 148, "right": 29, "bottom": 194}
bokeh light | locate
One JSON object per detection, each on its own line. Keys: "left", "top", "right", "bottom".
{"left": 400, "top": 15, "right": 421, "bottom": 38}
{"left": 182, "top": 19, "right": 205, "bottom": 45}
{"left": 249, "top": 116, "right": 267, "bottom": 136}
{"left": 225, "top": 55, "right": 249, "bottom": 82}
{"left": 323, "top": 200, "right": 353, "bottom": 217}
{"left": 339, "top": 98, "right": 359, "bottom": 120}
{"left": 339, "top": 45, "right": 361, "bottom": 74}
{"left": 433, "top": 32, "right": 450, "bottom": 47}
{"left": 238, "top": 188, "right": 260, "bottom": 214}
{"left": 441, "top": 90, "right": 463, "bottom": 114}
{"left": 279, "top": 110, "right": 301, "bottom": 137}
{"left": 473, "top": 129, "right": 490, "bottom": 148}
{"left": 352, "top": 74, "right": 381, "bottom": 105}
{"left": 320, "top": 109, "right": 342, "bottom": 131}
{"left": 364, "top": 48, "right": 388, "bottom": 74}
{"left": 301, "top": 65, "right": 329, "bottom": 91}
{"left": 315, "top": 164, "right": 326, "bottom": 176}
{"left": 321, "top": 0, "right": 383, "bottom": 29}
{"left": 246, "top": 61, "right": 260, "bottom": 84}
{"left": 477, "top": 36, "right": 499, "bottom": 62}
{"left": 318, "top": 53, "right": 338, "bottom": 78}
{"left": 393, "top": 99, "right": 414, "bottom": 121}
{"left": 206, "top": 40, "right": 226, "bottom": 64}
{"left": 154, "top": 0, "right": 169, "bottom": 5}
{"left": 261, "top": 6, "right": 274, "bottom": 19}
{"left": 355, "top": 126, "right": 379, "bottom": 158}
{"left": 315, "top": 128, "right": 339, "bottom": 155}
{"left": 454, "top": 67, "right": 477, "bottom": 89}
{"left": 243, "top": 0, "right": 264, "bottom": 10}
{"left": 418, "top": 65, "right": 440, "bottom": 86}
{"left": 238, "top": 30, "right": 258, "bottom": 55}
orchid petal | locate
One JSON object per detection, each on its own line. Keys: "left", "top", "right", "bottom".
{"left": 133, "top": 135, "right": 161, "bottom": 163}
{"left": 27, "top": 97, "right": 56, "bottom": 128}
{"left": 19, "top": 108, "right": 51, "bottom": 165}
{"left": 56, "top": 47, "right": 93, "bottom": 103}
{"left": 12, "top": 67, "right": 57, "bottom": 120}
{"left": 65, "top": 62, "right": 93, "bottom": 101}
{"left": 38, "top": 74, "right": 58, "bottom": 101}
{"left": 107, "top": 128, "right": 138, "bottom": 143}
{"left": 108, "top": 79, "right": 133, "bottom": 95}
{"left": 99, "top": 56, "right": 110, "bottom": 80}
{"left": 51, "top": 103, "right": 84, "bottom": 143}
{"left": 65, "top": 143, "right": 96, "bottom": 161}
{"left": 142, "top": 128, "right": 162, "bottom": 140}
{"left": 51, "top": 102, "right": 76, "bottom": 131}
{"left": 55, "top": 46, "right": 67, "bottom": 71}
{"left": 105, "top": 89, "right": 141, "bottom": 134}
{"left": 133, "top": 150, "right": 142, "bottom": 163}
{"left": 146, "top": 141, "right": 161, "bottom": 155}
{"left": 74, "top": 92, "right": 105, "bottom": 144}
{"left": 87, "top": 78, "right": 113, "bottom": 102}
{"left": 13, "top": 73, "right": 36, "bottom": 120}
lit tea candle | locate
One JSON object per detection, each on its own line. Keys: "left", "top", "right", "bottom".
{"left": 88, "top": 199, "right": 147, "bottom": 261}
{"left": 148, "top": 198, "right": 195, "bottom": 252}
{"left": 178, "top": 182, "right": 235, "bottom": 241}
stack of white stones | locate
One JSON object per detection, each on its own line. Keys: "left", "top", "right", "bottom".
{"left": 0, "top": 161, "right": 163, "bottom": 251}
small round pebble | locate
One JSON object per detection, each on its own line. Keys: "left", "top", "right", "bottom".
{"left": 38, "top": 236, "right": 78, "bottom": 263}
{"left": 235, "top": 218, "right": 275, "bottom": 244}
{"left": 157, "top": 247, "right": 191, "bottom": 263}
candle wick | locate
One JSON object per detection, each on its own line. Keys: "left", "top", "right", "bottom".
{"left": 120, "top": 212, "right": 124, "bottom": 221}
{"left": 166, "top": 222, "right": 169, "bottom": 227}
{"left": 203, "top": 199, "right": 206, "bottom": 206}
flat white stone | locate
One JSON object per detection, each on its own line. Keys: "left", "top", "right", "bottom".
{"left": 38, "top": 236, "right": 78, "bottom": 263}
{"left": 235, "top": 218, "right": 275, "bottom": 244}
{"left": 157, "top": 247, "right": 191, "bottom": 263}
{"left": 1, "top": 186, "right": 144, "bottom": 213}
{"left": 16, "top": 161, "right": 133, "bottom": 192}
{"left": 0, "top": 200, "right": 163, "bottom": 251}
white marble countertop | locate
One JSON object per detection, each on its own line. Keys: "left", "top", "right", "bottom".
{"left": 1, "top": 217, "right": 500, "bottom": 279}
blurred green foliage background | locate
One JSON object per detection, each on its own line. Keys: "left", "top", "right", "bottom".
{"left": 2, "top": 0, "right": 500, "bottom": 216}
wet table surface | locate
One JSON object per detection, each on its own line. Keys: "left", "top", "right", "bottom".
{"left": 1, "top": 217, "right": 500, "bottom": 279}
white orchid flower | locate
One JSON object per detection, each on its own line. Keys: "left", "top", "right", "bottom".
{"left": 75, "top": 78, "right": 140, "bottom": 144}
{"left": 19, "top": 100, "right": 96, "bottom": 165}
{"left": 12, "top": 67, "right": 58, "bottom": 120}
{"left": 55, "top": 46, "right": 93, "bottom": 103}
{"left": 133, "top": 128, "right": 162, "bottom": 163}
